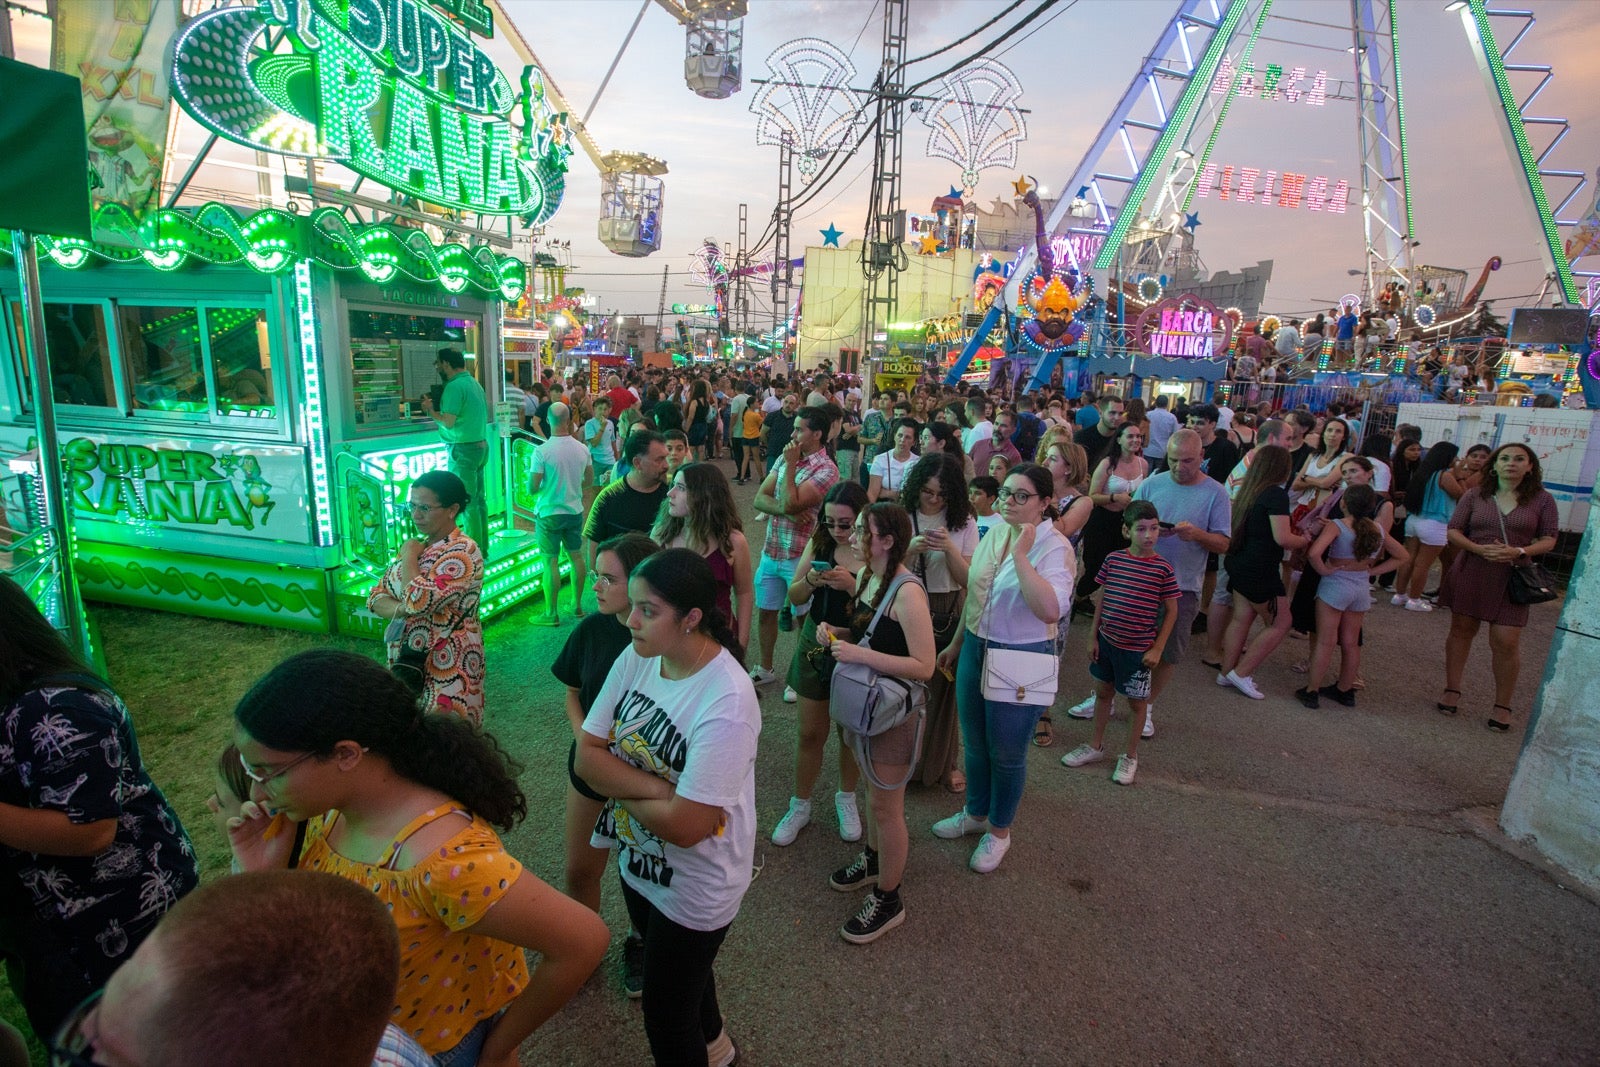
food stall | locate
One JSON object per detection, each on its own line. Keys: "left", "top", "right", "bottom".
{"left": 0, "top": 0, "right": 571, "bottom": 636}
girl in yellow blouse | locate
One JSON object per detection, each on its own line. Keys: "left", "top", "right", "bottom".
{"left": 227, "top": 650, "right": 608, "bottom": 1067}
{"left": 368, "top": 471, "right": 486, "bottom": 723}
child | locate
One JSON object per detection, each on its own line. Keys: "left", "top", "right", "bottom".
{"left": 1297, "top": 484, "right": 1407, "bottom": 708}
{"left": 969, "top": 475, "right": 1002, "bottom": 538}
{"left": 664, "top": 428, "right": 691, "bottom": 473}
{"left": 1060, "top": 501, "right": 1179, "bottom": 785}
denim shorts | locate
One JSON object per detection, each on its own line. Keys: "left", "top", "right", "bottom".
{"left": 1089, "top": 631, "right": 1154, "bottom": 700}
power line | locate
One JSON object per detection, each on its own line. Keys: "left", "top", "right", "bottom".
{"left": 901, "top": 0, "right": 1031, "bottom": 65}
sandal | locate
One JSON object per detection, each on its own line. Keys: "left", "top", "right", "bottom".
{"left": 945, "top": 771, "right": 966, "bottom": 794}
{"left": 1033, "top": 715, "right": 1054, "bottom": 748}
{"left": 1436, "top": 688, "right": 1460, "bottom": 715}
{"left": 1487, "top": 705, "right": 1513, "bottom": 732}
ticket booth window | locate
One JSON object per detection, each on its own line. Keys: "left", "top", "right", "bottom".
{"left": 122, "top": 305, "right": 212, "bottom": 415}
{"left": 10, "top": 300, "right": 115, "bottom": 409}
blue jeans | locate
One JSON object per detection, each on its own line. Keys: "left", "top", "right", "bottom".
{"left": 432, "top": 1008, "right": 505, "bottom": 1067}
{"left": 956, "top": 635, "right": 1055, "bottom": 830}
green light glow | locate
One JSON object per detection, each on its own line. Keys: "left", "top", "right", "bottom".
{"left": 1099, "top": 0, "right": 1255, "bottom": 270}
{"left": 1465, "top": 0, "right": 1578, "bottom": 305}
{"left": 1388, "top": 0, "right": 1416, "bottom": 247}
{"left": 1181, "top": 0, "right": 1272, "bottom": 216}
{"left": 0, "top": 202, "right": 524, "bottom": 300}
{"left": 295, "top": 262, "right": 335, "bottom": 545}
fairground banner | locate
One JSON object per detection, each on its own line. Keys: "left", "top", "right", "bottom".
{"left": 49, "top": 0, "right": 183, "bottom": 221}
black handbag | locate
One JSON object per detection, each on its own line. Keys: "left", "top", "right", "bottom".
{"left": 1496, "top": 507, "right": 1557, "bottom": 606}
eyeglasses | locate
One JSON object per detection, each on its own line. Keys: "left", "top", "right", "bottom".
{"left": 921, "top": 487, "right": 945, "bottom": 499}
{"left": 406, "top": 502, "right": 438, "bottom": 515}
{"left": 594, "top": 573, "right": 624, "bottom": 588}
{"left": 996, "top": 488, "right": 1037, "bottom": 503}
{"left": 50, "top": 989, "right": 102, "bottom": 1067}
{"left": 238, "top": 749, "right": 317, "bottom": 787}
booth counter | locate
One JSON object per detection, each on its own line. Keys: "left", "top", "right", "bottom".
{"left": 0, "top": 208, "right": 544, "bottom": 634}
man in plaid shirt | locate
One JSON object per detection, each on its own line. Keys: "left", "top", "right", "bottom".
{"left": 749, "top": 405, "right": 839, "bottom": 685}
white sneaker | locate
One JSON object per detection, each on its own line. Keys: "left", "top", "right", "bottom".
{"left": 931, "top": 810, "right": 990, "bottom": 839}
{"left": 783, "top": 685, "right": 798, "bottom": 703}
{"left": 835, "top": 791, "right": 862, "bottom": 842}
{"left": 1065, "top": 693, "right": 1097, "bottom": 720}
{"left": 706, "top": 1025, "right": 738, "bottom": 1067}
{"left": 1112, "top": 754, "right": 1138, "bottom": 786}
{"left": 1216, "top": 671, "right": 1235, "bottom": 688}
{"left": 1141, "top": 705, "right": 1155, "bottom": 739}
{"left": 969, "top": 832, "right": 1011, "bottom": 873}
{"left": 1060, "top": 743, "right": 1105, "bottom": 768}
{"left": 749, "top": 666, "right": 779, "bottom": 686}
{"left": 1404, "top": 598, "right": 1434, "bottom": 613}
{"left": 1225, "top": 670, "right": 1265, "bottom": 700}
{"left": 1390, "top": 593, "right": 1408, "bottom": 607}
{"left": 770, "top": 797, "right": 812, "bottom": 846}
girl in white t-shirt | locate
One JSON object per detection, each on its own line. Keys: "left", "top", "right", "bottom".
{"left": 868, "top": 418, "right": 919, "bottom": 503}
{"left": 577, "top": 549, "right": 759, "bottom": 1067}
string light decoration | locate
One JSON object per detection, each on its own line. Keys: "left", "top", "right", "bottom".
{"left": 1136, "top": 276, "right": 1164, "bottom": 303}
{"left": 1414, "top": 304, "right": 1436, "bottom": 327}
{"left": 748, "top": 39, "right": 865, "bottom": 181}
{"left": 920, "top": 58, "right": 1027, "bottom": 195}
{"left": 2, "top": 202, "right": 526, "bottom": 300}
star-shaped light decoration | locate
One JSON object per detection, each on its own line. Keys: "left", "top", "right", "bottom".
{"left": 1011, "top": 175, "right": 1033, "bottom": 198}
{"left": 918, "top": 232, "right": 941, "bottom": 255}
{"left": 820, "top": 223, "right": 842, "bottom": 247}
{"left": 1184, "top": 211, "right": 1202, "bottom": 231}
{"left": 948, "top": 185, "right": 964, "bottom": 199}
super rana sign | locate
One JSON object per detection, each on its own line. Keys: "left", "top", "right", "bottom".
{"left": 62, "top": 438, "right": 312, "bottom": 541}
{"left": 171, "top": 0, "right": 570, "bottom": 219}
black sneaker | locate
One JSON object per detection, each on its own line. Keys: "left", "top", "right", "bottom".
{"left": 828, "top": 849, "right": 878, "bottom": 892}
{"left": 841, "top": 889, "right": 905, "bottom": 944}
{"left": 1319, "top": 684, "right": 1356, "bottom": 707}
{"left": 1295, "top": 687, "right": 1320, "bottom": 709}
{"left": 622, "top": 933, "right": 645, "bottom": 999}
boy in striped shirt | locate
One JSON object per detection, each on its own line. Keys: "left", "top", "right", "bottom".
{"left": 1061, "top": 501, "right": 1179, "bottom": 785}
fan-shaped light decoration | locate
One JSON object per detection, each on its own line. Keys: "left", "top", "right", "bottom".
{"left": 1340, "top": 293, "right": 1361, "bottom": 313}
{"left": 748, "top": 39, "right": 865, "bottom": 182}
{"left": 1137, "top": 276, "right": 1164, "bottom": 303}
{"left": 1261, "top": 315, "right": 1281, "bottom": 338}
{"left": 920, "top": 58, "right": 1027, "bottom": 196}
{"left": 1414, "top": 304, "right": 1435, "bottom": 327}
{"left": 689, "top": 238, "right": 726, "bottom": 287}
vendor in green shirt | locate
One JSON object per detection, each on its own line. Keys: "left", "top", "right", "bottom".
{"left": 422, "top": 348, "right": 490, "bottom": 553}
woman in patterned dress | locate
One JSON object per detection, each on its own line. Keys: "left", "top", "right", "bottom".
{"left": 1437, "top": 443, "right": 1559, "bottom": 730}
{"left": 368, "top": 470, "right": 485, "bottom": 723}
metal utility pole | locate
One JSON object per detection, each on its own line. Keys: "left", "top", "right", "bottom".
{"left": 654, "top": 264, "right": 669, "bottom": 347}
{"left": 861, "top": 0, "right": 909, "bottom": 362}
{"left": 735, "top": 202, "right": 749, "bottom": 337}
{"left": 773, "top": 133, "right": 794, "bottom": 371}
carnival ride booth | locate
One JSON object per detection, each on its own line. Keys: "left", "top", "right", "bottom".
{"left": 0, "top": 204, "right": 544, "bottom": 637}
{"left": 598, "top": 152, "right": 668, "bottom": 258}
{"left": 683, "top": 1, "right": 748, "bottom": 100}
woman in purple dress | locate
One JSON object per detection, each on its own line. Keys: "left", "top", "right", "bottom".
{"left": 1437, "top": 443, "right": 1559, "bottom": 730}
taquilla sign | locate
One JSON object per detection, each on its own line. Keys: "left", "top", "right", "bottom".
{"left": 171, "top": 0, "right": 570, "bottom": 219}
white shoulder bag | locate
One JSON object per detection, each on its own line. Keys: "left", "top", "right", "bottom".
{"left": 978, "top": 532, "right": 1061, "bottom": 707}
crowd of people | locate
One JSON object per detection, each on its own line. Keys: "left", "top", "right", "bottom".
{"left": 0, "top": 360, "right": 1563, "bottom": 1066}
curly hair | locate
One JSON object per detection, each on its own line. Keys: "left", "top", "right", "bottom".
{"left": 899, "top": 451, "right": 973, "bottom": 531}
{"left": 652, "top": 462, "right": 742, "bottom": 555}
{"left": 235, "top": 650, "right": 527, "bottom": 831}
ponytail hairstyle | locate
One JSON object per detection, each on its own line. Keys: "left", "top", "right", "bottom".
{"left": 1007, "top": 462, "right": 1061, "bottom": 521}
{"left": 1341, "top": 483, "right": 1384, "bottom": 559}
{"left": 860, "top": 502, "right": 913, "bottom": 612}
{"left": 652, "top": 462, "right": 742, "bottom": 555}
{"left": 1230, "top": 445, "right": 1291, "bottom": 554}
{"left": 808, "top": 480, "right": 869, "bottom": 558}
{"left": 234, "top": 650, "right": 527, "bottom": 830}
{"left": 631, "top": 548, "right": 744, "bottom": 661}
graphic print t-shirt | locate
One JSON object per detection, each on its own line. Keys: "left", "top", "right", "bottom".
{"left": 583, "top": 646, "right": 760, "bottom": 931}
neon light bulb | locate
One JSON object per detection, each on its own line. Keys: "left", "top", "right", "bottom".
{"left": 1236, "top": 167, "right": 1260, "bottom": 203}
{"left": 1212, "top": 57, "right": 1235, "bottom": 94}
{"left": 384, "top": 78, "right": 445, "bottom": 199}
{"left": 1218, "top": 165, "right": 1234, "bottom": 201}
{"left": 1278, "top": 172, "right": 1306, "bottom": 208}
{"left": 1306, "top": 175, "right": 1329, "bottom": 212}
{"left": 1326, "top": 179, "right": 1349, "bottom": 215}
{"left": 1307, "top": 69, "right": 1327, "bottom": 107}
{"left": 1259, "top": 63, "right": 1282, "bottom": 100}
{"left": 1195, "top": 162, "right": 1216, "bottom": 198}
{"left": 1282, "top": 66, "right": 1307, "bottom": 102}
{"left": 1259, "top": 170, "right": 1278, "bottom": 207}
{"left": 1234, "top": 63, "right": 1256, "bottom": 96}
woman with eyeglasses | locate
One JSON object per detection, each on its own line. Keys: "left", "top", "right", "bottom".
{"left": 228, "top": 649, "right": 609, "bottom": 1067}
{"left": 0, "top": 576, "right": 200, "bottom": 1044}
{"left": 932, "top": 464, "right": 1076, "bottom": 874}
{"left": 366, "top": 470, "right": 486, "bottom": 723}
{"left": 771, "top": 482, "right": 869, "bottom": 848}
{"left": 899, "top": 453, "right": 978, "bottom": 792}
{"left": 653, "top": 462, "right": 754, "bottom": 652}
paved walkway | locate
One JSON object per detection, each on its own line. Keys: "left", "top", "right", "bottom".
{"left": 485, "top": 470, "right": 1600, "bottom": 1066}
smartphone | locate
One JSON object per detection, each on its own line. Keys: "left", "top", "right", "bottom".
{"left": 811, "top": 559, "right": 831, "bottom": 572}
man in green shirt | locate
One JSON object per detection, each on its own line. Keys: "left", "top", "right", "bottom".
{"left": 422, "top": 348, "right": 490, "bottom": 552}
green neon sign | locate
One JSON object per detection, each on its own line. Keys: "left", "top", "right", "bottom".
{"left": 171, "top": 0, "right": 570, "bottom": 219}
